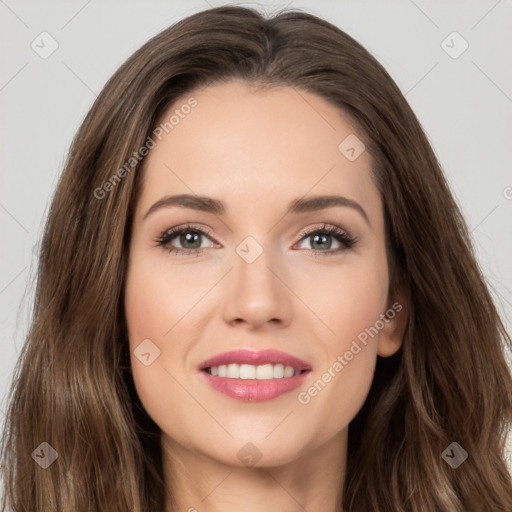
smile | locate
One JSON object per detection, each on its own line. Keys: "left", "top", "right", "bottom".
{"left": 198, "top": 349, "right": 312, "bottom": 402}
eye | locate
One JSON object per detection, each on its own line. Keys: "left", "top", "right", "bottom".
{"left": 154, "top": 223, "right": 357, "bottom": 257}
{"left": 154, "top": 224, "right": 217, "bottom": 256}
{"left": 294, "top": 224, "right": 357, "bottom": 257}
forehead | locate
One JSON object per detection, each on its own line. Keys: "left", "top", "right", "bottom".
{"left": 138, "top": 80, "right": 381, "bottom": 224}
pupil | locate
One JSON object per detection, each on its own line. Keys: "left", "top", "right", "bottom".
{"left": 312, "top": 234, "right": 331, "bottom": 250}
{"left": 181, "top": 232, "right": 201, "bottom": 249}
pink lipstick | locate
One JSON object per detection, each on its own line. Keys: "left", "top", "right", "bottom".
{"left": 198, "top": 349, "right": 311, "bottom": 402}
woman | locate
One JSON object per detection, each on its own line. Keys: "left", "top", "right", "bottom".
{"left": 1, "top": 5, "right": 511, "bottom": 512}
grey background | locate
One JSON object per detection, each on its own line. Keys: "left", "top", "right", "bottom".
{"left": 1, "top": 0, "right": 511, "bottom": 470}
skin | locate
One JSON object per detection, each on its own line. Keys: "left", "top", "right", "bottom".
{"left": 124, "top": 80, "right": 407, "bottom": 512}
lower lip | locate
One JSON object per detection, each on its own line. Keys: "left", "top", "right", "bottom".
{"left": 201, "top": 371, "right": 310, "bottom": 402}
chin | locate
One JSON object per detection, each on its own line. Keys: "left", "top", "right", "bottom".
{"left": 207, "top": 432, "right": 312, "bottom": 469}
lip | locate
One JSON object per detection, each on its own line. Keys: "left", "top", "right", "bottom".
{"left": 201, "top": 370, "right": 310, "bottom": 402}
{"left": 198, "top": 349, "right": 312, "bottom": 372}
{"left": 198, "top": 349, "right": 312, "bottom": 402}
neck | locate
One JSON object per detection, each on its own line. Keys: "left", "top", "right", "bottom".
{"left": 162, "top": 428, "right": 347, "bottom": 512}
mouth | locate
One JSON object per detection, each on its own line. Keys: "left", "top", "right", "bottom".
{"left": 198, "top": 348, "right": 312, "bottom": 378}
{"left": 198, "top": 349, "right": 312, "bottom": 402}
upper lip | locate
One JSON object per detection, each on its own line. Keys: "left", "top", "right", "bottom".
{"left": 198, "top": 349, "right": 312, "bottom": 371}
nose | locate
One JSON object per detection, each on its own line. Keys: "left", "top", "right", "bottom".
{"left": 221, "top": 246, "right": 293, "bottom": 331}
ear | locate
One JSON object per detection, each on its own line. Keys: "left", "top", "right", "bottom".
{"left": 377, "top": 282, "right": 408, "bottom": 357}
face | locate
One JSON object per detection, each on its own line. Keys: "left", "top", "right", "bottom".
{"left": 124, "top": 80, "right": 403, "bottom": 468}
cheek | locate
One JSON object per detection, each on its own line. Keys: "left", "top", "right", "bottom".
{"left": 124, "top": 253, "right": 193, "bottom": 426}
{"left": 331, "top": 266, "right": 387, "bottom": 344}
{"left": 293, "top": 254, "right": 387, "bottom": 433}
{"left": 124, "top": 248, "right": 228, "bottom": 426}
{"left": 293, "top": 249, "right": 388, "bottom": 350}
{"left": 299, "top": 349, "right": 376, "bottom": 446}
{"left": 125, "top": 256, "right": 186, "bottom": 340}
{"left": 125, "top": 248, "right": 211, "bottom": 362}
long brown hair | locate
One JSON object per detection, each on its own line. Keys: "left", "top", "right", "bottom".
{"left": 2, "top": 5, "right": 511, "bottom": 511}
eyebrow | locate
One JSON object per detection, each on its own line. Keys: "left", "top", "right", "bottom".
{"left": 143, "top": 193, "right": 370, "bottom": 226}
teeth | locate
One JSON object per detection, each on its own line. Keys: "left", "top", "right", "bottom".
{"left": 273, "top": 363, "right": 284, "bottom": 378}
{"left": 284, "top": 365, "right": 294, "bottom": 378}
{"left": 227, "top": 363, "right": 239, "bottom": 378}
{"left": 206, "top": 363, "right": 302, "bottom": 379}
{"left": 256, "top": 363, "right": 274, "bottom": 379}
{"left": 239, "top": 364, "right": 255, "bottom": 379}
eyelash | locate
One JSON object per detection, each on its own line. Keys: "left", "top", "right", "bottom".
{"left": 154, "top": 223, "right": 357, "bottom": 257}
